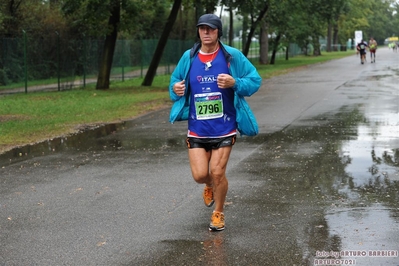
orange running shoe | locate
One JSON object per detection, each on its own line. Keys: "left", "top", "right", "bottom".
{"left": 209, "top": 211, "right": 225, "bottom": 231}
{"left": 203, "top": 185, "right": 214, "bottom": 207}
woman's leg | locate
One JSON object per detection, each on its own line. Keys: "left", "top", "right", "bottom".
{"left": 188, "top": 148, "right": 212, "bottom": 185}
{"left": 208, "top": 146, "right": 232, "bottom": 213}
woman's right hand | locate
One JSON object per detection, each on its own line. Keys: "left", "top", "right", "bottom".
{"left": 173, "top": 80, "right": 185, "bottom": 96}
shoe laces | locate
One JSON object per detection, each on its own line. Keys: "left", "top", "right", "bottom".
{"left": 204, "top": 186, "right": 213, "bottom": 199}
{"left": 212, "top": 211, "right": 224, "bottom": 223}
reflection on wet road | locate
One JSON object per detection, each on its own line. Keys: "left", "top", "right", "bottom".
{"left": 219, "top": 55, "right": 399, "bottom": 265}
{"left": 237, "top": 106, "right": 399, "bottom": 265}
{"left": 0, "top": 49, "right": 398, "bottom": 265}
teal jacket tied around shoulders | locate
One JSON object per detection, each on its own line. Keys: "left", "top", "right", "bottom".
{"left": 169, "top": 41, "right": 262, "bottom": 136}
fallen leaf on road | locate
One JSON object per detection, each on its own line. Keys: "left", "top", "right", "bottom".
{"left": 97, "top": 241, "right": 106, "bottom": 247}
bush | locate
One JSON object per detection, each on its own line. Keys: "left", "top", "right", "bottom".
{"left": 0, "top": 68, "right": 10, "bottom": 85}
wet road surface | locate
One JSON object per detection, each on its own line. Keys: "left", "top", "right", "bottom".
{"left": 1, "top": 48, "right": 398, "bottom": 265}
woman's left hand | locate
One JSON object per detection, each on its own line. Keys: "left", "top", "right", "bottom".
{"left": 217, "top": 74, "right": 235, "bottom": 89}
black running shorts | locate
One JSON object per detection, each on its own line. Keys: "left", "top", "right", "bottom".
{"left": 186, "top": 136, "right": 236, "bottom": 152}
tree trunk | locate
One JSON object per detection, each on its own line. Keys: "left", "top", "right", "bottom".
{"left": 333, "top": 23, "right": 339, "bottom": 48}
{"left": 141, "top": 0, "right": 182, "bottom": 86}
{"left": 242, "top": 4, "right": 268, "bottom": 57}
{"left": 326, "top": 22, "right": 332, "bottom": 52}
{"left": 270, "top": 33, "right": 281, "bottom": 65}
{"left": 313, "top": 35, "right": 321, "bottom": 56}
{"left": 96, "top": 0, "right": 120, "bottom": 90}
{"left": 178, "top": 5, "right": 183, "bottom": 39}
{"left": 241, "top": 15, "right": 248, "bottom": 52}
{"left": 259, "top": 20, "right": 268, "bottom": 64}
{"left": 228, "top": 8, "right": 233, "bottom": 46}
{"left": 303, "top": 42, "right": 308, "bottom": 56}
{"left": 285, "top": 44, "right": 289, "bottom": 60}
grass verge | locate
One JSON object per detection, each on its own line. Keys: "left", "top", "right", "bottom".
{"left": 0, "top": 51, "right": 352, "bottom": 154}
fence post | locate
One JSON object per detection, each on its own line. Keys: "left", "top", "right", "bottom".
{"left": 55, "top": 31, "right": 60, "bottom": 91}
{"left": 83, "top": 34, "right": 86, "bottom": 87}
{"left": 167, "top": 40, "right": 170, "bottom": 74}
{"left": 121, "top": 39, "right": 125, "bottom": 82}
{"left": 22, "top": 30, "right": 28, "bottom": 94}
{"left": 140, "top": 39, "right": 144, "bottom": 78}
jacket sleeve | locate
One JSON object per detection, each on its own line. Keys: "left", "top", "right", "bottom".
{"left": 169, "top": 50, "right": 191, "bottom": 102}
{"left": 228, "top": 48, "right": 262, "bottom": 97}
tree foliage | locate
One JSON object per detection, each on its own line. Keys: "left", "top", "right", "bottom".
{"left": 61, "top": 0, "right": 166, "bottom": 39}
{"left": 2, "top": 0, "right": 398, "bottom": 43}
{"left": 1, "top": 0, "right": 399, "bottom": 87}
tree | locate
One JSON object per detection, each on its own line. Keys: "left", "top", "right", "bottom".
{"left": 269, "top": 33, "right": 281, "bottom": 64}
{"left": 326, "top": 0, "right": 350, "bottom": 51}
{"left": 219, "top": 0, "right": 239, "bottom": 46}
{"left": 141, "top": 0, "right": 182, "bottom": 86}
{"left": 259, "top": 19, "right": 268, "bottom": 64}
{"left": 142, "top": 0, "right": 220, "bottom": 86}
{"left": 362, "top": 0, "right": 395, "bottom": 43}
{"left": 264, "top": 0, "right": 295, "bottom": 63}
{"left": 334, "top": 1, "right": 365, "bottom": 47}
{"left": 95, "top": 0, "right": 171, "bottom": 89}
{"left": 237, "top": 0, "right": 268, "bottom": 56}
{"left": 303, "top": 0, "right": 341, "bottom": 52}
{"left": 62, "top": 0, "right": 166, "bottom": 89}
{"left": 0, "top": 0, "right": 22, "bottom": 37}
{"left": 4, "top": 0, "right": 398, "bottom": 89}
{"left": 167, "top": 0, "right": 199, "bottom": 40}
{"left": 96, "top": 0, "right": 120, "bottom": 90}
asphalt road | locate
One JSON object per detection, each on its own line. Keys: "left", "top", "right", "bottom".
{"left": 1, "top": 48, "right": 399, "bottom": 266}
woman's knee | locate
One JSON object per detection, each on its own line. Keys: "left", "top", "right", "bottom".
{"left": 210, "top": 171, "right": 227, "bottom": 185}
{"left": 192, "top": 171, "right": 210, "bottom": 184}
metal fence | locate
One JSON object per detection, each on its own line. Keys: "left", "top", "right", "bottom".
{"left": 0, "top": 35, "right": 195, "bottom": 93}
{"left": 0, "top": 34, "right": 306, "bottom": 94}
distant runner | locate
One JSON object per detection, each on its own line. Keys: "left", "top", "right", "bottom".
{"left": 357, "top": 39, "right": 368, "bottom": 64}
{"left": 369, "top": 37, "right": 377, "bottom": 63}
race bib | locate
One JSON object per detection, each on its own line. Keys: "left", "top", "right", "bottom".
{"left": 360, "top": 44, "right": 365, "bottom": 49}
{"left": 194, "top": 92, "right": 223, "bottom": 120}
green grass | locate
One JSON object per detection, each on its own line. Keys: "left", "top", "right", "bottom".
{"left": 0, "top": 51, "right": 352, "bottom": 153}
{"left": 0, "top": 86, "right": 169, "bottom": 151}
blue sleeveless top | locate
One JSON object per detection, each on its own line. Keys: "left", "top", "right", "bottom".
{"left": 188, "top": 50, "right": 236, "bottom": 137}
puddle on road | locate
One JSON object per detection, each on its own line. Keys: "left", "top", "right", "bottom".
{"left": 0, "top": 123, "right": 126, "bottom": 168}
{"left": 230, "top": 105, "right": 399, "bottom": 265}
{"left": 0, "top": 117, "right": 185, "bottom": 168}
{"left": 324, "top": 205, "right": 399, "bottom": 265}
